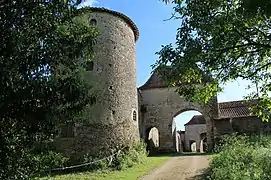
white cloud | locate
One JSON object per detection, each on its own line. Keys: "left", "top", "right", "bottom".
{"left": 79, "top": 0, "right": 99, "bottom": 7}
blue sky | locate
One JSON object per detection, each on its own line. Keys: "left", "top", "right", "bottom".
{"left": 79, "top": 0, "right": 254, "bottom": 130}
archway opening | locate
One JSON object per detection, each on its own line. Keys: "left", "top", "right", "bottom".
{"left": 145, "top": 127, "right": 159, "bottom": 155}
{"left": 200, "top": 132, "right": 207, "bottom": 153}
{"left": 189, "top": 140, "right": 196, "bottom": 152}
{"left": 173, "top": 110, "right": 207, "bottom": 152}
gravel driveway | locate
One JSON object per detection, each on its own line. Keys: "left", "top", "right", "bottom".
{"left": 140, "top": 155, "right": 210, "bottom": 180}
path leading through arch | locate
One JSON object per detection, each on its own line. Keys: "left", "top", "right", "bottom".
{"left": 140, "top": 155, "right": 210, "bottom": 180}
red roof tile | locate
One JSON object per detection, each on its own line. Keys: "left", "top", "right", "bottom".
{"left": 218, "top": 100, "right": 258, "bottom": 118}
{"left": 185, "top": 100, "right": 259, "bottom": 125}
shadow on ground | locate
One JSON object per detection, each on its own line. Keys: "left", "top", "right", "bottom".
{"left": 178, "top": 152, "right": 216, "bottom": 156}
{"left": 148, "top": 151, "right": 216, "bottom": 157}
{"left": 185, "top": 167, "right": 211, "bottom": 180}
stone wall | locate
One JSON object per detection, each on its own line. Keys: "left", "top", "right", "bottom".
{"left": 147, "top": 127, "right": 159, "bottom": 150}
{"left": 214, "top": 116, "right": 271, "bottom": 139}
{"left": 139, "top": 87, "right": 216, "bottom": 152}
{"left": 138, "top": 89, "right": 144, "bottom": 138}
{"left": 214, "top": 118, "right": 233, "bottom": 136}
{"left": 232, "top": 116, "right": 268, "bottom": 132}
{"left": 184, "top": 124, "right": 206, "bottom": 151}
{"left": 56, "top": 8, "right": 140, "bottom": 160}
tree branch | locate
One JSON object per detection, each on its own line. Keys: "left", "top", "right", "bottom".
{"left": 215, "top": 42, "right": 271, "bottom": 52}
{"left": 238, "top": 62, "right": 271, "bottom": 79}
{"left": 163, "top": 11, "right": 180, "bottom": 21}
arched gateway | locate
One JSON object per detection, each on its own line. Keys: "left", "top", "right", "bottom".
{"left": 138, "top": 70, "right": 218, "bottom": 152}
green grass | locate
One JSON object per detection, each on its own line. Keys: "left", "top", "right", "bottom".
{"left": 40, "top": 155, "right": 171, "bottom": 180}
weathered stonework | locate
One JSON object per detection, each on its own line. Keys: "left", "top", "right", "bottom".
{"left": 81, "top": 8, "right": 140, "bottom": 150}
{"left": 184, "top": 124, "right": 206, "bottom": 151}
{"left": 56, "top": 8, "right": 140, "bottom": 159}
{"left": 138, "top": 85, "right": 217, "bottom": 152}
{"left": 55, "top": 8, "right": 271, "bottom": 159}
{"left": 146, "top": 127, "right": 159, "bottom": 152}
{"left": 214, "top": 116, "right": 271, "bottom": 137}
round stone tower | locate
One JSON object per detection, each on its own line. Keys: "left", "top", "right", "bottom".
{"left": 70, "top": 8, "right": 140, "bottom": 156}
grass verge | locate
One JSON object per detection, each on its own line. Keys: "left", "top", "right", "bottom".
{"left": 40, "top": 155, "right": 171, "bottom": 180}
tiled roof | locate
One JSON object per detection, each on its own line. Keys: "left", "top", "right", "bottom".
{"left": 184, "top": 115, "right": 206, "bottom": 126}
{"left": 75, "top": 7, "right": 139, "bottom": 41}
{"left": 218, "top": 100, "right": 258, "bottom": 118}
{"left": 185, "top": 100, "right": 259, "bottom": 126}
{"left": 139, "top": 66, "right": 214, "bottom": 90}
{"left": 138, "top": 69, "right": 168, "bottom": 90}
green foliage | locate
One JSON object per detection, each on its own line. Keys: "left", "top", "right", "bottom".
{"left": 113, "top": 140, "right": 148, "bottom": 170}
{"left": 81, "top": 140, "right": 148, "bottom": 171}
{"left": 156, "top": 0, "right": 271, "bottom": 120}
{"left": 0, "top": 1, "right": 97, "bottom": 179}
{"left": 39, "top": 154, "right": 170, "bottom": 180}
{"left": 208, "top": 134, "right": 271, "bottom": 180}
{"left": 31, "top": 151, "right": 69, "bottom": 178}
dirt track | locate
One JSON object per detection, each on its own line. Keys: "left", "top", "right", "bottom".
{"left": 140, "top": 155, "right": 210, "bottom": 180}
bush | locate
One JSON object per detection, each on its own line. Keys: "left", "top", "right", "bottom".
{"left": 0, "top": 148, "right": 68, "bottom": 180}
{"left": 208, "top": 134, "right": 271, "bottom": 180}
{"left": 72, "top": 140, "right": 148, "bottom": 172}
{"left": 112, "top": 140, "right": 148, "bottom": 170}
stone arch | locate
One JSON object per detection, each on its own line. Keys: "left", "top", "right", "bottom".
{"left": 138, "top": 70, "right": 218, "bottom": 152}
{"left": 173, "top": 109, "right": 204, "bottom": 152}
{"left": 200, "top": 132, "right": 207, "bottom": 152}
{"left": 145, "top": 126, "right": 160, "bottom": 154}
{"left": 173, "top": 108, "right": 203, "bottom": 118}
{"left": 189, "top": 140, "right": 197, "bottom": 152}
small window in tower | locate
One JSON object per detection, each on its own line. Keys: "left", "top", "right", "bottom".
{"left": 133, "top": 110, "right": 137, "bottom": 121}
{"left": 89, "top": 18, "right": 97, "bottom": 26}
{"left": 86, "top": 61, "right": 94, "bottom": 71}
{"left": 60, "top": 123, "right": 74, "bottom": 137}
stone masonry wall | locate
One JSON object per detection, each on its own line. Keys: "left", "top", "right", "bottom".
{"left": 184, "top": 124, "right": 206, "bottom": 151}
{"left": 214, "top": 118, "right": 233, "bottom": 136}
{"left": 214, "top": 116, "right": 271, "bottom": 137}
{"left": 139, "top": 87, "right": 215, "bottom": 152}
{"left": 232, "top": 116, "right": 267, "bottom": 132}
{"left": 56, "top": 9, "right": 140, "bottom": 159}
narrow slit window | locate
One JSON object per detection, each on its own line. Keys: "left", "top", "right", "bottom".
{"left": 60, "top": 123, "right": 74, "bottom": 137}
{"left": 86, "top": 61, "right": 94, "bottom": 71}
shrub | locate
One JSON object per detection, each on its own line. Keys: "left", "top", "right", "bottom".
{"left": 112, "top": 140, "right": 148, "bottom": 170}
{"left": 0, "top": 148, "right": 69, "bottom": 180}
{"left": 72, "top": 140, "right": 148, "bottom": 172}
{"left": 208, "top": 134, "right": 271, "bottom": 180}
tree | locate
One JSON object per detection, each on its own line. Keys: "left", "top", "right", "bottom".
{"left": 0, "top": 0, "right": 97, "bottom": 178}
{"left": 154, "top": 0, "right": 271, "bottom": 121}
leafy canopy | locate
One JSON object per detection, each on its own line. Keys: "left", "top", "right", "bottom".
{"left": 155, "top": 0, "right": 271, "bottom": 120}
{"left": 0, "top": 0, "right": 97, "bottom": 178}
